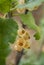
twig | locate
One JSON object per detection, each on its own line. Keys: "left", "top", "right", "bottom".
{"left": 6, "top": 12, "right": 24, "bottom": 65}
{"left": 14, "top": 50, "right": 24, "bottom": 65}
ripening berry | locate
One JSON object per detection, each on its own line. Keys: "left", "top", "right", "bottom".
{"left": 23, "top": 41, "right": 30, "bottom": 49}
{"left": 17, "top": 0, "right": 25, "bottom": 13}
{"left": 18, "top": 29, "right": 30, "bottom": 40}
{"left": 14, "top": 38, "right": 25, "bottom": 51}
{"left": 23, "top": 31, "right": 30, "bottom": 40}
{"left": 18, "top": 0, "right": 25, "bottom": 4}
{"left": 17, "top": 8, "right": 25, "bottom": 14}
{"left": 18, "top": 28, "right": 25, "bottom": 36}
{"left": 14, "top": 44, "right": 23, "bottom": 51}
{"left": 16, "top": 38, "right": 25, "bottom": 47}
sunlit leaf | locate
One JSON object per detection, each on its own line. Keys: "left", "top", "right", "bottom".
{"left": 20, "top": 12, "right": 41, "bottom": 40}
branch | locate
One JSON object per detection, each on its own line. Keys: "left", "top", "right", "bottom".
{"left": 14, "top": 50, "right": 24, "bottom": 65}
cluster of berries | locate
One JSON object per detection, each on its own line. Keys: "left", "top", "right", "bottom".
{"left": 14, "top": 28, "right": 30, "bottom": 52}
{"left": 17, "top": 0, "right": 38, "bottom": 14}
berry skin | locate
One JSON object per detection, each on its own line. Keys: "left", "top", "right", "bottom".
{"left": 17, "top": 0, "right": 25, "bottom": 13}
{"left": 23, "top": 41, "right": 30, "bottom": 49}
{"left": 14, "top": 44, "right": 23, "bottom": 52}
{"left": 18, "top": 0, "right": 25, "bottom": 4}
{"left": 16, "top": 38, "right": 25, "bottom": 47}
{"left": 18, "top": 28, "right": 25, "bottom": 36}
{"left": 14, "top": 38, "right": 25, "bottom": 51}
{"left": 23, "top": 31, "right": 30, "bottom": 40}
{"left": 17, "top": 8, "right": 25, "bottom": 14}
{"left": 18, "top": 29, "right": 30, "bottom": 40}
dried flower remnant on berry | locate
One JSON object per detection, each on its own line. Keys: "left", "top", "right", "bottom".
{"left": 18, "top": 28, "right": 30, "bottom": 40}
{"left": 16, "top": 38, "right": 25, "bottom": 47}
{"left": 18, "top": 29, "right": 25, "bottom": 36}
{"left": 23, "top": 41, "right": 30, "bottom": 49}
{"left": 23, "top": 31, "right": 30, "bottom": 40}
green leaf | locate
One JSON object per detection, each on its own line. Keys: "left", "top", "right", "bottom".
{"left": 34, "top": 32, "right": 40, "bottom": 40}
{"left": 0, "top": 0, "right": 11, "bottom": 13}
{"left": 20, "top": 12, "right": 41, "bottom": 40}
{"left": 0, "top": 58, "right": 5, "bottom": 65}
{"left": 0, "top": 0, "right": 18, "bottom": 13}
{"left": 0, "top": 18, "right": 18, "bottom": 65}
